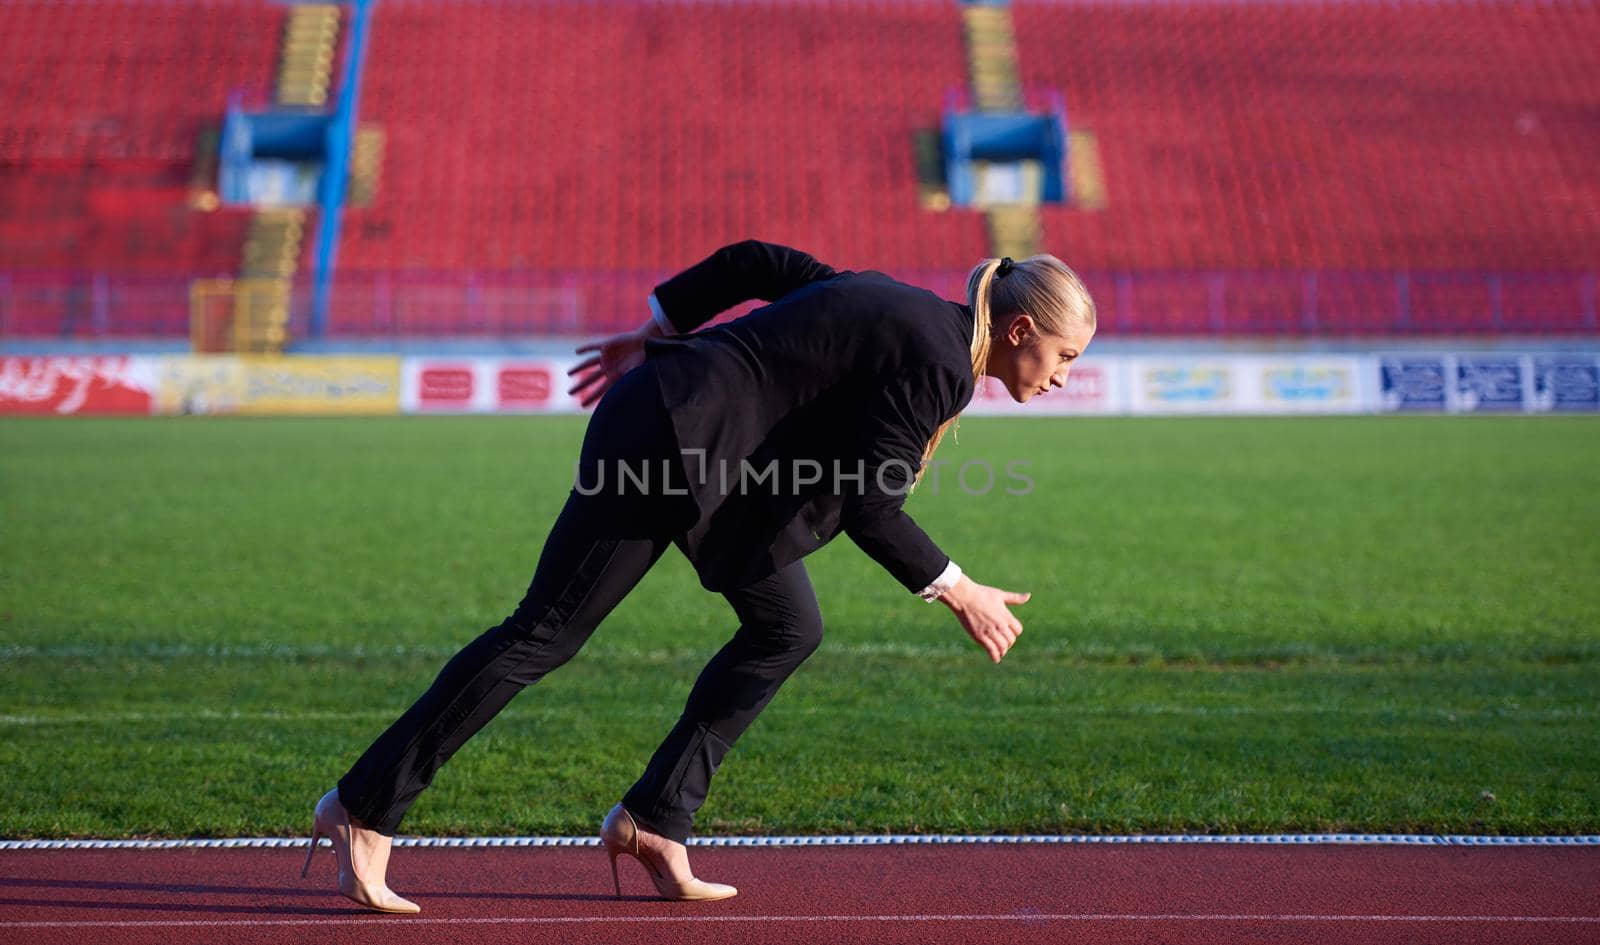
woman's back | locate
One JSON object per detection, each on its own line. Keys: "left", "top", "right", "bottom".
{"left": 639, "top": 243, "right": 978, "bottom": 591}
{"left": 643, "top": 246, "right": 976, "bottom": 475}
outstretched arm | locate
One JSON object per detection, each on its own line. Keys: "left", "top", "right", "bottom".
{"left": 565, "top": 315, "right": 665, "bottom": 407}
{"left": 651, "top": 240, "right": 838, "bottom": 334}
{"left": 842, "top": 370, "right": 1031, "bottom": 662}
{"left": 567, "top": 241, "right": 835, "bottom": 406}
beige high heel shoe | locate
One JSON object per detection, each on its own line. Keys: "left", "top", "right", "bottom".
{"left": 600, "top": 802, "right": 737, "bottom": 901}
{"left": 301, "top": 788, "right": 421, "bottom": 914}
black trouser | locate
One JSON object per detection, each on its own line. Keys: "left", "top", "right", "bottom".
{"left": 336, "top": 362, "right": 824, "bottom": 843}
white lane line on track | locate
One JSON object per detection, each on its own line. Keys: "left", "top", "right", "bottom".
{"left": 1, "top": 914, "right": 1598, "bottom": 929}
{"left": 5, "top": 834, "right": 1599, "bottom": 849}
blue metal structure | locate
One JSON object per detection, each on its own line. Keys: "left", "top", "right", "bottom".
{"left": 309, "top": 0, "right": 376, "bottom": 340}
{"left": 215, "top": 0, "right": 376, "bottom": 341}
{"left": 218, "top": 108, "right": 330, "bottom": 205}
{"left": 942, "top": 92, "right": 1071, "bottom": 207}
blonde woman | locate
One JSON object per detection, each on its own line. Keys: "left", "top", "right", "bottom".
{"left": 303, "top": 240, "right": 1096, "bottom": 912}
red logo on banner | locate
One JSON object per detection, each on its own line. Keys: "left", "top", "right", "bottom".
{"left": 974, "top": 367, "right": 1105, "bottom": 402}
{"left": 0, "top": 357, "right": 153, "bottom": 415}
{"left": 419, "top": 367, "right": 474, "bottom": 405}
{"left": 969, "top": 365, "right": 1107, "bottom": 411}
{"left": 1061, "top": 365, "right": 1106, "bottom": 403}
{"left": 497, "top": 366, "right": 552, "bottom": 407}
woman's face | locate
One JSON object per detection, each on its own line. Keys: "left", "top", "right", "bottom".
{"left": 990, "top": 315, "right": 1095, "bottom": 403}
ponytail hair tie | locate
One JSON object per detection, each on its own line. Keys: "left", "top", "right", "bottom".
{"left": 996, "top": 257, "right": 1015, "bottom": 277}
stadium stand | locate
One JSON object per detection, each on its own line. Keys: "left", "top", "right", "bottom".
{"left": 1, "top": 0, "right": 1597, "bottom": 337}
{"left": 339, "top": 0, "right": 979, "bottom": 274}
{"left": 0, "top": 0, "right": 282, "bottom": 334}
{"left": 0, "top": 0, "right": 281, "bottom": 269}
{"left": 1013, "top": 0, "right": 1600, "bottom": 274}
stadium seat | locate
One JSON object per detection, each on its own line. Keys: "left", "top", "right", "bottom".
{"left": 2, "top": 0, "right": 1597, "bottom": 337}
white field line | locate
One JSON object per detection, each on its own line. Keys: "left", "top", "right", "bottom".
{"left": 10, "top": 640, "right": 1575, "bottom": 663}
{"left": 0, "top": 913, "right": 1597, "bottom": 930}
{"left": 0, "top": 710, "right": 398, "bottom": 725}
{"left": 3, "top": 834, "right": 1598, "bottom": 850}
{"left": 2, "top": 642, "right": 1005, "bottom": 660}
{"left": 0, "top": 703, "right": 1589, "bottom": 725}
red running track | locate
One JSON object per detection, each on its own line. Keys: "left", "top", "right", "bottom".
{"left": 0, "top": 844, "right": 1596, "bottom": 945}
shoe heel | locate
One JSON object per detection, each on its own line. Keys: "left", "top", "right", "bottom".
{"left": 301, "top": 828, "right": 323, "bottom": 878}
{"left": 608, "top": 849, "right": 623, "bottom": 899}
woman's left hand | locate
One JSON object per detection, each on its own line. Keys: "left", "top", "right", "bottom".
{"left": 567, "top": 323, "right": 658, "bottom": 407}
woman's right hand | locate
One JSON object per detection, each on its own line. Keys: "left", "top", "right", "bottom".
{"left": 567, "top": 321, "right": 661, "bottom": 407}
{"left": 939, "top": 576, "right": 1030, "bottom": 663}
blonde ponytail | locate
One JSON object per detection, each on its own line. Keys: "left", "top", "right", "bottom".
{"left": 913, "top": 253, "right": 1095, "bottom": 489}
{"left": 914, "top": 258, "right": 1002, "bottom": 487}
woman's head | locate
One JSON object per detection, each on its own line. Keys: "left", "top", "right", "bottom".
{"left": 968, "top": 254, "right": 1097, "bottom": 403}
{"left": 916, "top": 254, "right": 1095, "bottom": 484}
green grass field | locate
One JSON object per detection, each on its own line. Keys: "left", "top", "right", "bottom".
{"left": 2, "top": 415, "right": 1597, "bottom": 838}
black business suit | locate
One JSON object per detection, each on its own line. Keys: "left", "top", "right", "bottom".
{"left": 337, "top": 241, "right": 978, "bottom": 841}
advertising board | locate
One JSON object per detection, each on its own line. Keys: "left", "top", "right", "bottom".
{"left": 154, "top": 357, "right": 401, "bottom": 415}
{"left": 0, "top": 356, "right": 156, "bottom": 415}
{"left": 401, "top": 359, "right": 579, "bottom": 413}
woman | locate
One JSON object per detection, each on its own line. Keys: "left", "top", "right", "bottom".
{"left": 301, "top": 241, "right": 1096, "bottom": 913}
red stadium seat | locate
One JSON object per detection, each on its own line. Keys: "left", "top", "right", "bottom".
{"left": 1, "top": 0, "right": 1597, "bottom": 337}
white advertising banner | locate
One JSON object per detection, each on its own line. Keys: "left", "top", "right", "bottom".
{"left": 1250, "top": 356, "right": 1372, "bottom": 414}
{"left": 1126, "top": 355, "right": 1375, "bottom": 414}
{"left": 400, "top": 358, "right": 583, "bottom": 413}
{"left": 399, "top": 356, "right": 1129, "bottom": 416}
{"left": 10, "top": 352, "right": 1595, "bottom": 418}
{"left": 392, "top": 353, "right": 1597, "bottom": 417}
{"left": 963, "top": 361, "right": 1123, "bottom": 415}
{"left": 1127, "top": 358, "right": 1241, "bottom": 414}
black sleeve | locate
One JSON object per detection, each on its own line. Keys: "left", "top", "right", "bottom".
{"left": 840, "top": 366, "right": 967, "bottom": 593}
{"left": 652, "top": 240, "right": 839, "bottom": 334}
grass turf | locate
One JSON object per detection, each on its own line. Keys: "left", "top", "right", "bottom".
{"left": 1, "top": 415, "right": 1596, "bottom": 837}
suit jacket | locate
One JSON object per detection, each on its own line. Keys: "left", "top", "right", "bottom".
{"left": 641, "top": 240, "right": 977, "bottom": 593}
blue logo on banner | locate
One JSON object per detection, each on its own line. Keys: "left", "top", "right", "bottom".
{"left": 1532, "top": 358, "right": 1600, "bottom": 412}
{"left": 1264, "top": 366, "right": 1351, "bottom": 403}
{"left": 1144, "top": 368, "right": 1231, "bottom": 403}
{"left": 1457, "top": 358, "right": 1525, "bottom": 412}
{"left": 1380, "top": 358, "right": 1448, "bottom": 411}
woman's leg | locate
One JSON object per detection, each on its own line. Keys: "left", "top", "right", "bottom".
{"left": 621, "top": 560, "right": 823, "bottom": 842}
{"left": 336, "top": 490, "right": 675, "bottom": 834}
{"left": 337, "top": 362, "right": 694, "bottom": 835}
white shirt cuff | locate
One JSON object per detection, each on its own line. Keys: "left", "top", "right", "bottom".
{"left": 648, "top": 292, "right": 677, "bottom": 336}
{"left": 916, "top": 559, "right": 963, "bottom": 602}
